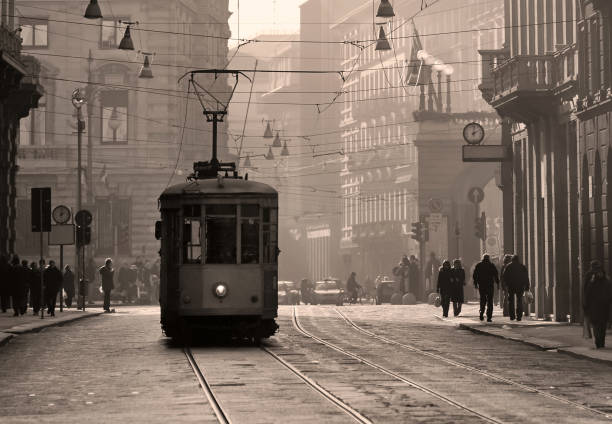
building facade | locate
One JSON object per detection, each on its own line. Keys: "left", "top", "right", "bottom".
{"left": 0, "top": 0, "right": 42, "bottom": 256}
{"left": 14, "top": 1, "right": 230, "bottom": 268}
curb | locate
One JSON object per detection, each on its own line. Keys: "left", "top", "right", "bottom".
{"left": 459, "top": 323, "right": 612, "bottom": 366}
{"left": 0, "top": 311, "right": 104, "bottom": 345}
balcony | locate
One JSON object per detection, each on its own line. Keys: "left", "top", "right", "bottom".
{"left": 479, "top": 45, "right": 578, "bottom": 121}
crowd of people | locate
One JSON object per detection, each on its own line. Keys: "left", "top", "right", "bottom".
{"left": 0, "top": 254, "right": 160, "bottom": 317}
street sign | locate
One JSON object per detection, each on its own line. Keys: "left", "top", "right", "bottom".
{"left": 52, "top": 205, "right": 71, "bottom": 224}
{"left": 75, "top": 209, "right": 93, "bottom": 227}
{"left": 467, "top": 187, "right": 484, "bottom": 204}
{"left": 428, "top": 198, "right": 443, "bottom": 213}
{"left": 462, "top": 145, "right": 508, "bottom": 162}
{"left": 49, "top": 224, "right": 75, "bottom": 245}
{"left": 31, "top": 187, "right": 51, "bottom": 232}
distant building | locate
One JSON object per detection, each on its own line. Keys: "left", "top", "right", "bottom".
{"left": 0, "top": 0, "right": 43, "bottom": 255}
{"left": 13, "top": 0, "right": 230, "bottom": 264}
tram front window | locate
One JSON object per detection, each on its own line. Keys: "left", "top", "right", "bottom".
{"left": 205, "top": 204, "right": 237, "bottom": 264}
{"left": 241, "top": 204, "right": 259, "bottom": 264}
{"left": 183, "top": 205, "right": 202, "bottom": 264}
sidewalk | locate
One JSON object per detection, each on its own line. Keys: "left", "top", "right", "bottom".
{"left": 0, "top": 307, "right": 104, "bottom": 347}
{"left": 441, "top": 303, "right": 612, "bottom": 365}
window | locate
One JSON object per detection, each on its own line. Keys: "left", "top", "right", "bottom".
{"left": 20, "top": 18, "right": 48, "bottom": 47}
{"left": 183, "top": 205, "right": 202, "bottom": 264}
{"left": 100, "top": 19, "right": 125, "bottom": 49}
{"left": 262, "top": 208, "right": 278, "bottom": 264}
{"left": 100, "top": 90, "right": 128, "bottom": 144}
{"left": 19, "top": 98, "right": 46, "bottom": 146}
{"left": 241, "top": 204, "right": 260, "bottom": 264}
{"left": 205, "top": 204, "right": 236, "bottom": 264}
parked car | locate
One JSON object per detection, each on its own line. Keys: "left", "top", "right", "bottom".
{"left": 312, "top": 278, "right": 344, "bottom": 305}
{"left": 375, "top": 276, "right": 397, "bottom": 305}
{"left": 278, "top": 280, "right": 300, "bottom": 305}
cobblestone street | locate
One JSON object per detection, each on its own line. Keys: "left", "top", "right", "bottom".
{"left": 1, "top": 305, "right": 612, "bottom": 423}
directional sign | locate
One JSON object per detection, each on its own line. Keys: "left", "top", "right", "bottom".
{"left": 428, "top": 198, "right": 443, "bottom": 213}
{"left": 48, "top": 224, "right": 75, "bottom": 246}
{"left": 462, "top": 145, "right": 509, "bottom": 162}
{"left": 467, "top": 187, "right": 484, "bottom": 204}
{"left": 31, "top": 187, "right": 51, "bottom": 232}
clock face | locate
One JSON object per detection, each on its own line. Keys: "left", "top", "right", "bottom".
{"left": 52, "top": 205, "right": 71, "bottom": 224}
{"left": 463, "top": 122, "right": 485, "bottom": 145}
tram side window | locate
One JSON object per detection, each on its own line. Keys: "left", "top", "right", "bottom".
{"left": 205, "top": 204, "right": 237, "bottom": 264}
{"left": 241, "top": 204, "right": 260, "bottom": 264}
{"left": 183, "top": 205, "right": 202, "bottom": 264}
{"left": 263, "top": 208, "right": 278, "bottom": 264}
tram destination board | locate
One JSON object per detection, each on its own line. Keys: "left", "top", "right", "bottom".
{"left": 462, "top": 145, "right": 509, "bottom": 162}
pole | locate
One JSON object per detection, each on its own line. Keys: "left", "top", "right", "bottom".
{"left": 58, "top": 245, "right": 63, "bottom": 312}
{"left": 211, "top": 113, "right": 218, "bottom": 165}
{"left": 76, "top": 109, "right": 83, "bottom": 288}
{"left": 39, "top": 191, "right": 44, "bottom": 319}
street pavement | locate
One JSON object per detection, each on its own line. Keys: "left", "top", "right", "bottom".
{"left": 0, "top": 304, "right": 611, "bottom": 423}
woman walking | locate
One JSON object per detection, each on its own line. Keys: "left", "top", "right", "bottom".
{"left": 451, "top": 259, "right": 466, "bottom": 317}
{"left": 436, "top": 260, "right": 453, "bottom": 318}
{"left": 583, "top": 260, "right": 612, "bottom": 348}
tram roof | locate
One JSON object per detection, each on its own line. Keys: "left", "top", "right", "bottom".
{"left": 160, "top": 178, "right": 277, "bottom": 197}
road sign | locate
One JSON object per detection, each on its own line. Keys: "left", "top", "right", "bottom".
{"left": 31, "top": 188, "right": 51, "bottom": 232}
{"left": 48, "top": 224, "right": 75, "bottom": 245}
{"left": 462, "top": 145, "right": 508, "bottom": 162}
{"left": 52, "top": 205, "right": 71, "bottom": 224}
{"left": 75, "top": 209, "right": 92, "bottom": 227}
{"left": 467, "top": 187, "right": 484, "bottom": 204}
{"left": 428, "top": 198, "right": 443, "bottom": 213}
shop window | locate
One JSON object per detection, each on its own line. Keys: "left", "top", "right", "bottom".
{"left": 20, "top": 18, "right": 48, "bottom": 48}
{"left": 241, "top": 204, "right": 259, "bottom": 264}
{"left": 205, "top": 204, "right": 236, "bottom": 264}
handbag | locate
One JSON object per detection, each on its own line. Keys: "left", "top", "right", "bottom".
{"left": 434, "top": 294, "right": 441, "bottom": 308}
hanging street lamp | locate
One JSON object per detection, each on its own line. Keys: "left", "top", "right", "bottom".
{"left": 265, "top": 146, "right": 275, "bottom": 160}
{"left": 243, "top": 153, "right": 252, "bottom": 168}
{"left": 263, "top": 121, "right": 273, "bottom": 139}
{"left": 376, "top": 0, "right": 395, "bottom": 18}
{"left": 84, "top": 0, "right": 103, "bottom": 19}
{"left": 272, "top": 131, "right": 282, "bottom": 148}
{"left": 139, "top": 54, "right": 154, "bottom": 78}
{"left": 280, "top": 141, "right": 289, "bottom": 157}
{"left": 375, "top": 26, "right": 391, "bottom": 51}
{"left": 118, "top": 23, "right": 136, "bottom": 50}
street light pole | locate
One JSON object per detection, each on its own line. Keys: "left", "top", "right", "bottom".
{"left": 72, "top": 89, "right": 86, "bottom": 299}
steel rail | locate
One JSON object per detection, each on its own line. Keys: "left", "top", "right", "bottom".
{"left": 261, "top": 345, "right": 373, "bottom": 424}
{"left": 292, "top": 307, "right": 502, "bottom": 424}
{"left": 333, "top": 308, "right": 612, "bottom": 420}
{"left": 184, "top": 346, "right": 232, "bottom": 424}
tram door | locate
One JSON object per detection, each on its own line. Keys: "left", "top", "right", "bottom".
{"left": 160, "top": 208, "right": 181, "bottom": 312}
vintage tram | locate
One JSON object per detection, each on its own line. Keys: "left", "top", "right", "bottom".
{"left": 156, "top": 161, "right": 279, "bottom": 340}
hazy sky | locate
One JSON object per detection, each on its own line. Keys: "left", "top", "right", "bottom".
{"left": 228, "top": 0, "right": 304, "bottom": 47}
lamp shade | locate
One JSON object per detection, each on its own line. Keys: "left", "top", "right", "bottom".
{"left": 265, "top": 146, "right": 274, "bottom": 160}
{"left": 118, "top": 25, "right": 134, "bottom": 50}
{"left": 272, "top": 131, "right": 282, "bottom": 148}
{"left": 139, "top": 55, "right": 153, "bottom": 78}
{"left": 84, "top": 0, "right": 103, "bottom": 19}
{"left": 375, "top": 26, "right": 391, "bottom": 51}
{"left": 280, "top": 141, "right": 289, "bottom": 157}
{"left": 376, "top": 0, "right": 395, "bottom": 18}
{"left": 243, "top": 154, "right": 252, "bottom": 168}
{"left": 263, "top": 121, "right": 273, "bottom": 139}
{"left": 108, "top": 107, "right": 121, "bottom": 131}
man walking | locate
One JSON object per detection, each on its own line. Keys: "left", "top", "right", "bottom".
{"left": 99, "top": 258, "right": 115, "bottom": 313}
{"left": 502, "top": 255, "right": 530, "bottom": 321}
{"left": 43, "top": 260, "right": 63, "bottom": 317}
{"left": 9, "top": 255, "right": 23, "bottom": 316}
{"left": 63, "top": 265, "right": 75, "bottom": 308}
{"left": 583, "top": 260, "right": 612, "bottom": 348}
{"left": 473, "top": 254, "right": 500, "bottom": 322}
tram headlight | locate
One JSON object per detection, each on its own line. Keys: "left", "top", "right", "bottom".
{"left": 213, "top": 283, "right": 228, "bottom": 299}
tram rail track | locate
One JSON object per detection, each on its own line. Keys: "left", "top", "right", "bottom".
{"left": 292, "top": 306, "right": 503, "bottom": 424}
{"left": 333, "top": 307, "right": 612, "bottom": 420}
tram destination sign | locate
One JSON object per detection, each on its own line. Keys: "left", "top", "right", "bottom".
{"left": 462, "top": 145, "right": 509, "bottom": 162}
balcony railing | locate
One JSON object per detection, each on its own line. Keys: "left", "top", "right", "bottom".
{"left": 0, "top": 24, "right": 22, "bottom": 60}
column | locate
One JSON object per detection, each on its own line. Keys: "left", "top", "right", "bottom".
{"left": 543, "top": 117, "right": 555, "bottom": 317}
{"left": 567, "top": 120, "right": 581, "bottom": 321}
{"left": 502, "top": 118, "right": 515, "bottom": 254}
{"left": 526, "top": 124, "right": 537, "bottom": 316}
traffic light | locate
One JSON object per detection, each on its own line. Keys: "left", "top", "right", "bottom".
{"left": 411, "top": 221, "right": 422, "bottom": 242}
{"left": 474, "top": 212, "right": 486, "bottom": 241}
{"left": 76, "top": 225, "right": 91, "bottom": 246}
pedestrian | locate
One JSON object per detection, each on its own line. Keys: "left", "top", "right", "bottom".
{"left": 472, "top": 254, "right": 500, "bottom": 322}
{"left": 9, "top": 255, "right": 23, "bottom": 316}
{"left": 583, "top": 260, "right": 612, "bottom": 348}
{"left": 19, "top": 260, "right": 31, "bottom": 315}
{"left": 436, "top": 260, "right": 452, "bottom": 317}
{"left": 63, "top": 265, "right": 75, "bottom": 308}
{"left": 408, "top": 255, "right": 421, "bottom": 300}
{"left": 346, "top": 272, "right": 360, "bottom": 303}
{"left": 43, "top": 260, "right": 63, "bottom": 317}
{"left": 0, "top": 255, "right": 10, "bottom": 312}
{"left": 99, "top": 258, "right": 115, "bottom": 313}
{"left": 451, "top": 259, "right": 466, "bottom": 316}
{"left": 29, "top": 261, "right": 42, "bottom": 315}
{"left": 300, "top": 278, "right": 313, "bottom": 304}
{"left": 393, "top": 254, "right": 411, "bottom": 294}
{"left": 501, "top": 255, "right": 530, "bottom": 321}
{"left": 499, "top": 254, "right": 512, "bottom": 317}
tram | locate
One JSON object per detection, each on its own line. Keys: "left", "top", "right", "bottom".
{"left": 156, "top": 160, "right": 279, "bottom": 341}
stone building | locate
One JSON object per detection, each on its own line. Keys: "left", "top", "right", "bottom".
{"left": 0, "top": 0, "right": 42, "bottom": 256}
{"left": 13, "top": 1, "right": 230, "bottom": 268}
